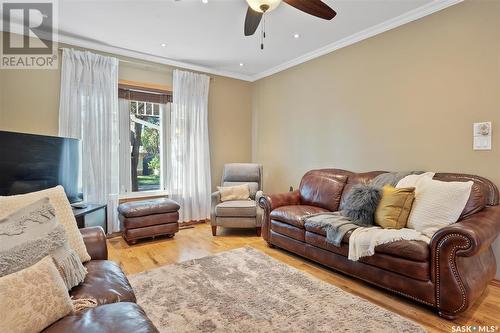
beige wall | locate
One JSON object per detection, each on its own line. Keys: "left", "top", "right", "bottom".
{"left": 208, "top": 74, "right": 253, "bottom": 187}
{"left": 0, "top": 58, "right": 61, "bottom": 136}
{"left": 252, "top": 0, "right": 500, "bottom": 192}
{"left": 251, "top": 0, "right": 500, "bottom": 276}
{"left": 0, "top": 40, "right": 253, "bottom": 190}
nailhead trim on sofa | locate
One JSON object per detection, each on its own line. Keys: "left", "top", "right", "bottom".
{"left": 435, "top": 233, "right": 471, "bottom": 313}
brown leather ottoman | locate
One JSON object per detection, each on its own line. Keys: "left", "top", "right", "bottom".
{"left": 118, "top": 198, "right": 180, "bottom": 245}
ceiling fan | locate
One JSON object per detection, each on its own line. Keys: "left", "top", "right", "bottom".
{"left": 244, "top": 0, "right": 336, "bottom": 49}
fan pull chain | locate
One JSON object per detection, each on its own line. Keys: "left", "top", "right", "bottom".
{"left": 263, "top": 14, "right": 266, "bottom": 39}
{"left": 261, "top": 14, "right": 266, "bottom": 50}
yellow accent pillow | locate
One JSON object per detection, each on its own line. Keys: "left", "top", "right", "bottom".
{"left": 217, "top": 184, "right": 250, "bottom": 202}
{"left": 375, "top": 185, "right": 415, "bottom": 229}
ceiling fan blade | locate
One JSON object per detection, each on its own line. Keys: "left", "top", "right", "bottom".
{"left": 283, "top": 0, "right": 336, "bottom": 20}
{"left": 244, "top": 6, "right": 263, "bottom": 36}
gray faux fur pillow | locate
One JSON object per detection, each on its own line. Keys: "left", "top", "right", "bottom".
{"left": 341, "top": 184, "right": 381, "bottom": 226}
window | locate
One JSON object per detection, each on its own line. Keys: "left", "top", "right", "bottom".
{"left": 130, "top": 100, "right": 162, "bottom": 192}
{"left": 118, "top": 81, "right": 172, "bottom": 194}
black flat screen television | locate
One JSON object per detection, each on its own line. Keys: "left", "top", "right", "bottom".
{"left": 0, "top": 130, "right": 82, "bottom": 203}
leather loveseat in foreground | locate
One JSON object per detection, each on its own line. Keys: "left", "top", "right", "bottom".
{"left": 259, "top": 169, "right": 500, "bottom": 319}
{"left": 43, "top": 227, "right": 158, "bottom": 333}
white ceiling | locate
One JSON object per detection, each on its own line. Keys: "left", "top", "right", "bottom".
{"left": 57, "top": 0, "right": 461, "bottom": 81}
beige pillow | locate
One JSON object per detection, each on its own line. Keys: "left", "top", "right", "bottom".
{"left": 397, "top": 175, "right": 473, "bottom": 237}
{"left": 0, "top": 186, "right": 91, "bottom": 262}
{"left": 0, "top": 256, "right": 74, "bottom": 333}
{"left": 217, "top": 184, "right": 250, "bottom": 202}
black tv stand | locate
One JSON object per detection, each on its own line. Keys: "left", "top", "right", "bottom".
{"left": 72, "top": 204, "right": 107, "bottom": 234}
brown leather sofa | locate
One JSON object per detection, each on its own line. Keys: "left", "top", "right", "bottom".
{"left": 259, "top": 169, "right": 500, "bottom": 319}
{"left": 43, "top": 226, "right": 158, "bottom": 333}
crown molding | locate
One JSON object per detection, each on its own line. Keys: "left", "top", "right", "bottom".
{"left": 57, "top": 33, "right": 254, "bottom": 82}
{"left": 53, "top": 0, "right": 461, "bottom": 82}
{"left": 249, "top": 0, "right": 463, "bottom": 81}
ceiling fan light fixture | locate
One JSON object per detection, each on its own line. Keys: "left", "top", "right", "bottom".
{"left": 246, "top": 0, "right": 281, "bottom": 13}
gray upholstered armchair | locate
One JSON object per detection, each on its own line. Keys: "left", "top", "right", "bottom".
{"left": 211, "top": 163, "right": 264, "bottom": 236}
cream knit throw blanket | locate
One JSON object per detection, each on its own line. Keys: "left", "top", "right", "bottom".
{"left": 348, "top": 227, "right": 430, "bottom": 261}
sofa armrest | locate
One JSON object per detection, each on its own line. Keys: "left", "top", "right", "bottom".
{"left": 258, "top": 190, "right": 300, "bottom": 242}
{"left": 430, "top": 205, "right": 500, "bottom": 318}
{"left": 210, "top": 191, "right": 221, "bottom": 226}
{"left": 258, "top": 190, "right": 301, "bottom": 211}
{"left": 255, "top": 190, "right": 264, "bottom": 227}
{"left": 80, "top": 226, "right": 108, "bottom": 261}
{"left": 431, "top": 205, "right": 500, "bottom": 258}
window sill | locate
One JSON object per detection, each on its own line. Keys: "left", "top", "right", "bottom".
{"left": 119, "top": 190, "right": 169, "bottom": 200}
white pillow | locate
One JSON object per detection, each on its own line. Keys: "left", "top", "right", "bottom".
{"left": 397, "top": 176, "right": 472, "bottom": 238}
{"left": 0, "top": 186, "right": 91, "bottom": 262}
{"left": 396, "top": 172, "right": 435, "bottom": 188}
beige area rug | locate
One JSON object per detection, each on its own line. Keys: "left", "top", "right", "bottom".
{"left": 129, "top": 247, "right": 425, "bottom": 333}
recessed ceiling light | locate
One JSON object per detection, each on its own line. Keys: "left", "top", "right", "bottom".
{"left": 202, "top": 0, "right": 208, "bottom": 3}
{"left": 239, "top": 63, "right": 244, "bottom": 67}
{"left": 293, "top": 33, "right": 300, "bottom": 39}
{"left": 161, "top": 43, "right": 167, "bottom": 47}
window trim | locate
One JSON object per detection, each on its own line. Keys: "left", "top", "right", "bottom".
{"left": 128, "top": 99, "right": 164, "bottom": 194}
{"left": 119, "top": 81, "right": 171, "bottom": 195}
{"left": 119, "top": 189, "right": 169, "bottom": 200}
{"left": 118, "top": 80, "right": 172, "bottom": 104}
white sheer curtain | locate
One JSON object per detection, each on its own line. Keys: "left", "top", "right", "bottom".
{"left": 160, "top": 103, "right": 171, "bottom": 191}
{"left": 59, "top": 48, "right": 120, "bottom": 234}
{"left": 167, "top": 69, "right": 211, "bottom": 223}
{"left": 118, "top": 98, "right": 132, "bottom": 194}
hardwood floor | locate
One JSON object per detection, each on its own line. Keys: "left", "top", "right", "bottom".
{"left": 108, "top": 223, "right": 500, "bottom": 332}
